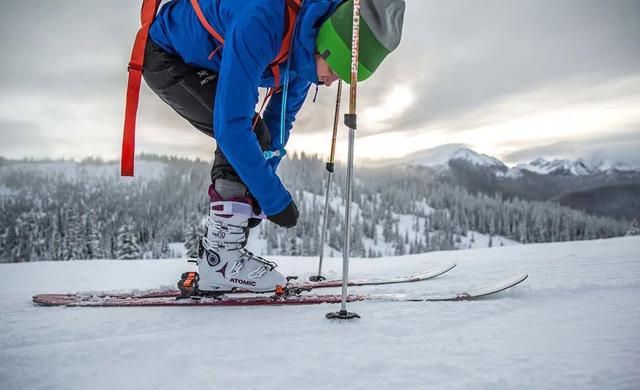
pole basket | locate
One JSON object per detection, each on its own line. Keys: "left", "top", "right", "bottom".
{"left": 326, "top": 310, "right": 361, "bottom": 320}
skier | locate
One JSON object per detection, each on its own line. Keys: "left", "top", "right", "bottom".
{"left": 136, "top": 0, "right": 405, "bottom": 295}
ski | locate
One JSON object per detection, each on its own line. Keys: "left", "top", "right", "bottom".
{"left": 310, "top": 261, "right": 457, "bottom": 288}
{"left": 32, "top": 272, "right": 527, "bottom": 307}
{"left": 32, "top": 262, "right": 457, "bottom": 301}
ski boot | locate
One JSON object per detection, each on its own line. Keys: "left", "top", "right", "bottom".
{"left": 179, "top": 186, "right": 286, "bottom": 296}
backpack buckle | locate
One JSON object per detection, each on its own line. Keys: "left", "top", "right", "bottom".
{"left": 127, "top": 62, "right": 144, "bottom": 73}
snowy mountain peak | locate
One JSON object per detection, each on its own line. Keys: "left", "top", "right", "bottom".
{"left": 401, "top": 145, "right": 638, "bottom": 176}
{"left": 519, "top": 158, "right": 594, "bottom": 176}
{"left": 450, "top": 148, "right": 507, "bottom": 169}
{"left": 403, "top": 144, "right": 505, "bottom": 169}
{"left": 402, "top": 144, "right": 468, "bottom": 167}
{"left": 512, "top": 157, "right": 638, "bottom": 176}
{"left": 587, "top": 158, "right": 638, "bottom": 173}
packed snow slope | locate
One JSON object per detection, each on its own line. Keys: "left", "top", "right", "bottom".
{"left": 1, "top": 237, "right": 639, "bottom": 390}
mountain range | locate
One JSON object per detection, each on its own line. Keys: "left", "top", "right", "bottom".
{"left": 400, "top": 144, "right": 640, "bottom": 221}
{"left": 402, "top": 144, "right": 639, "bottom": 175}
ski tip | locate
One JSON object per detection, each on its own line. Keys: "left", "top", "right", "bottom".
{"left": 465, "top": 273, "right": 529, "bottom": 299}
{"left": 514, "top": 273, "right": 529, "bottom": 283}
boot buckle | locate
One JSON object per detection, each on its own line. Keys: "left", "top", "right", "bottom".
{"left": 228, "top": 259, "right": 245, "bottom": 278}
{"left": 248, "top": 265, "right": 269, "bottom": 280}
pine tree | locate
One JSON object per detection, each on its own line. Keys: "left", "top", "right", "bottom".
{"left": 626, "top": 219, "right": 640, "bottom": 236}
{"left": 0, "top": 154, "right": 630, "bottom": 262}
{"left": 115, "top": 219, "right": 141, "bottom": 260}
{"left": 184, "top": 225, "right": 200, "bottom": 258}
{"left": 85, "top": 210, "right": 103, "bottom": 259}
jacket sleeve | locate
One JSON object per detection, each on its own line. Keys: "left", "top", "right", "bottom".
{"left": 213, "top": 13, "right": 293, "bottom": 216}
{"left": 262, "top": 74, "right": 312, "bottom": 170}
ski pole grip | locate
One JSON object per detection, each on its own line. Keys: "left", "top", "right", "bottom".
{"left": 344, "top": 113, "right": 357, "bottom": 130}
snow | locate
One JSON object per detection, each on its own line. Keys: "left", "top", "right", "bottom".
{"left": 1, "top": 237, "right": 639, "bottom": 389}
{"left": 294, "top": 191, "right": 510, "bottom": 257}
{"left": 401, "top": 146, "right": 639, "bottom": 177}
{"left": 503, "top": 157, "right": 640, "bottom": 177}
{"left": 511, "top": 158, "right": 594, "bottom": 176}
{"left": 459, "top": 230, "right": 520, "bottom": 249}
{"left": 404, "top": 145, "right": 506, "bottom": 169}
{"left": 588, "top": 158, "right": 639, "bottom": 173}
{"left": 0, "top": 184, "right": 14, "bottom": 197}
{"left": 450, "top": 148, "right": 506, "bottom": 168}
{"left": 167, "top": 242, "right": 188, "bottom": 258}
{"left": 404, "top": 143, "right": 469, "bottom": 167}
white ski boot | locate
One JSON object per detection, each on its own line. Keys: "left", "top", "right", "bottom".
{"left": 190, "top": 189, "right": 286, "bottom": 294}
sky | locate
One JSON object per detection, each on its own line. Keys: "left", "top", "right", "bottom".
{"left": 1, "top": 0, "right": 639, "bottom": 165}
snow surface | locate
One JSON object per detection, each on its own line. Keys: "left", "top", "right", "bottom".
{"left": 1, "top": 237, "right": 640, "bottom": 390}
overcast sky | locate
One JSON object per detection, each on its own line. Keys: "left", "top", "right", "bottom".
{"left": 1, "top": 0, "right": 639, "bottom": 165}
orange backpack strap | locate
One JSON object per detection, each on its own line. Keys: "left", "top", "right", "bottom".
{"left": 272, "top": 0, "right": 302, "bottom": 68}
{"left": 190, "top": 0, "right": 225, "bottom": 44}
{"left": 121, "top": 0, "right": 163, "bottom": 176}
{"left": 190, "top": 0, "right": 302, "bottom": 90}
{"left": 269, "top": 0, "right": 302, "bottom": 89}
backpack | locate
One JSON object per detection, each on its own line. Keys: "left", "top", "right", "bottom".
{"left": 121, "top": 0, "right": 302, "bottom": 176}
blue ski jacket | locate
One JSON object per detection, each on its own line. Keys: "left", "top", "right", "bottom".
{"left": 149, "top": 0, "right": 342, "bottom": 216}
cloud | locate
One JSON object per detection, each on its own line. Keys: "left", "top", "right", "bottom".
{"left": 357, "top": 0, "right": 640, "bottom": 134}
{"left": 504, "top": 131, "right": 640, "bottom": 165}
{"left": 288, "top": 74, "right": 640, "bottom": 161}
{"left": 0, "top": 119, "right": 69, "bottom": 158}
{"left": 1, "top": 0, "right": 640, "bottom": 162}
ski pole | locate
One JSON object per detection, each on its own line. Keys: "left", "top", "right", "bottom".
{"left": 326, "top": 0, "right": 360, "bottom": 320}
{"left": 310, "top": 80, "right": 343, "bottom": 283}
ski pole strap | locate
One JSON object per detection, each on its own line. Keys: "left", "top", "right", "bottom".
{"left": 263, "top": 61, "right": 291, "bottom": 162}
{"left": 121, "top": 0, "right": 163, "bottom": 177}
{"left": 211, "top": 201, "right": 266, "bottom": 219}
{"left": 265, "top": 1, "right": 300, "bottom": 162}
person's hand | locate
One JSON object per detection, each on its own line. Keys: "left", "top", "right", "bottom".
{"left": 267, "top": 200, "right": 299, "bottom": 228}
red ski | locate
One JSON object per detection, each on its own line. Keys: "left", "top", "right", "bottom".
{"left": 33, "top": 262, "right": 457, "bottom": 302}
{"left": 32, "top": 273, "right": 527, "bottom": 307}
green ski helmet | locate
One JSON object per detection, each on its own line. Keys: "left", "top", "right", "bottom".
{"left": 316, "top": 0, "right": 406, "bottom": 83}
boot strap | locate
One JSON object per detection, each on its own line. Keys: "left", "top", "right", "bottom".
{"left": 211, "top": 201, "right": 266, "bottom": 219}
{"left": 202, "top": 236, "right": 245, "bottom": 251}
{"left": 208, "top": 218, "right": 246, "bottom": 234}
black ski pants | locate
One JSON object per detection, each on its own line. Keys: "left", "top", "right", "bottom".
{"left": 142, "top": 39, "right": 271, "bottom": 186}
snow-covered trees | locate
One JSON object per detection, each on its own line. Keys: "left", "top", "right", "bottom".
{"left": 115, "top": 218, "right": 141, "bottom": 260}
{"left": 183, "top": 223, "right": 201, "bottom": 258}
{"left": 626, "top": 219, "right": 640, "bottom": 236}
{"left": 0, "top": 155, "right": 630, "bottom": 262}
